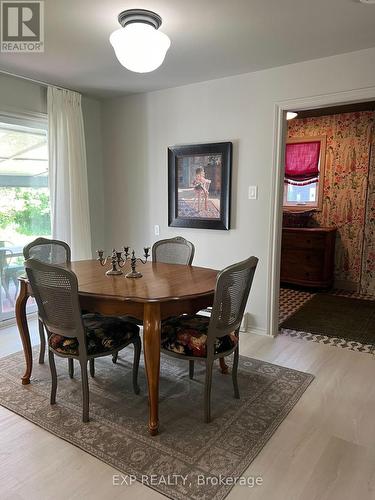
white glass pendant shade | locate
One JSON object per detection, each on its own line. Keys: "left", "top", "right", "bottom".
{"left": 110, "top": 23, "right": 171, "bottom": 73}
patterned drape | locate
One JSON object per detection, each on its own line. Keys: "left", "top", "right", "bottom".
{"left": 361, "top": 128, "right": 375, "bottom": 295}
{"left": 288, "top": 111, "right": 375, "bottom": 294}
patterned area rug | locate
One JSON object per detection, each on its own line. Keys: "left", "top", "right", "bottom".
{"left": 178, "top": 198, "right": 220, "bottom": 219}
{"left": 0, "top": 349, "right": 313, "bottom": 500}
{"left": 279, "top": 287, "right": 375, "bottom": 354}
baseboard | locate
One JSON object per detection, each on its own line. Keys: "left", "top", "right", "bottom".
{"left": 240, "top": 312, "right": 270, "bottom": 336}
{"left": 240, "top": 325, "right": 269, "bottom": 336}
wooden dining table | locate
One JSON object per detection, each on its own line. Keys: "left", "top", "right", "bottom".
{"left": 15, "top": 259, "right": 219, "bottom": 435}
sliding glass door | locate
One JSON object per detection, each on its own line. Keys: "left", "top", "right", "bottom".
{"left": 0, "top": 114, "right": 50, "bottom": 322}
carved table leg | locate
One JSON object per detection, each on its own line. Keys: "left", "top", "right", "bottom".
{"left": 15, "top": 280, "right": 32, "bottom": 385}
{"left": 143, "top": 302, "right": 161, "bottom": 436}
{"left": 219, "top": 357, "right": 229, "bottom": 374}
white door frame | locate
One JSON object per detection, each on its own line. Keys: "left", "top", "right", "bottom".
{"left": 267, "top": 86, "right": 375, "bottom": 337}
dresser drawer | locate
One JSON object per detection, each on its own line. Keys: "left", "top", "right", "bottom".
{"left": 281, "top": 249, "right": 324, "bottom": 281}
{"left": 282, "top": 231, "right": 326, "bottom": 250}
{"left": 280, "top": 227, "right": 336, "bottom": 288}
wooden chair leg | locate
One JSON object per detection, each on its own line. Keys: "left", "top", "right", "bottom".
{"left": 204, "top": 359, "right": 214, "bottom": 423}
{"left": 219, "top": 357, "right": 229, "bottom": 374}
{"left": 48, "top": 350, "right": 57, "bottom": 405}
{"left": 189, "top": 360, "right": 194, "bottom": 379}
{"left": 68, "top": 358, "right": 74, "bottom": 378}
{"left": 232, "top": 348, "right": 240, "bottom": 399}
{"left": 80, "top": 359, "right": 90, "bottom": 422}
{"left": 89, "top": 358, "right": 95, "bottom": 377}
{"left": 132, "top": 337, "right": 141, "bottom": 395}
{"left": 38, "top": 319, "right": 45, "bottom": 364}
{"left": 112, "top": 352, "right": 118, "bottom": 364}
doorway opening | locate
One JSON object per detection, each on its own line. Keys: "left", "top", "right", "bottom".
{"left": 276, "top": 100, "right": 375, "bottom": 352}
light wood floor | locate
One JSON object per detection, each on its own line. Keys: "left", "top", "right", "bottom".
{"left": 1, "top": 320, "right": 375, "bottom": 500}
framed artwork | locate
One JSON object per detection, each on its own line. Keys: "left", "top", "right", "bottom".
{"left": 168, "top": 142, "right": 232, "bottom": 230}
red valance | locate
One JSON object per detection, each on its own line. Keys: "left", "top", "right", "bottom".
{"left": 285, "top": 141, "right": 321, "bottom": 185}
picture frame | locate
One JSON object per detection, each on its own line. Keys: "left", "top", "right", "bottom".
{"left": 168, "top": 142, "right": 232, "bottom": 230}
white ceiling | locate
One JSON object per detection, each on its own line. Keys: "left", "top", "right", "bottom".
{"left": 0, "top": 0, "right": 375, "bottom": 98}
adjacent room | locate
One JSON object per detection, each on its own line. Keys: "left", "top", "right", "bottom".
{"left": 0, "top": 1, "right": 375, "bottom": 500}
{"left": 279, "top": 103, "right": 375, "bottom": 352}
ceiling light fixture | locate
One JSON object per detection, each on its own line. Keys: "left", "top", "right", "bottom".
{"left": 109, "top": 9, "right": 171, "bottom": 73}
{"left": 359, "top": 0, "right": 375, "bottom": 4}
{"left": 286, "top": 112, "right": 298, "bottom": 120}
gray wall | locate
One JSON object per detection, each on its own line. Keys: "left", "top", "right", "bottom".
{"left": 100, "top": 47, "right": 375, "bottom": 333}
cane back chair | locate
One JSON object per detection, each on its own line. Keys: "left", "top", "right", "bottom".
{"left": 160, "top": 256, "right": 258, "bottom": 422}
{"left": 23, "top": 237, "right": 71, "bottom": 365}
{"left": 152, "top": 236, "right": 195, "bottom": 265}
{"left": 25, "top": 258, "right": 141, "bottom": 422}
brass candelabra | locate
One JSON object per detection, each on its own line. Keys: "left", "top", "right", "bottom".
{"left": 97, "top": 246, "right": 150, "bottom": 278}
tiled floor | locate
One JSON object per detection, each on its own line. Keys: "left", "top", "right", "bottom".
{"left": 279, "top": 287, "right": 375, "bottom": 354}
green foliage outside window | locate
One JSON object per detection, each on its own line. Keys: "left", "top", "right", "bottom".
{"left": 0, "top": 187, "right": 51, "bottom": 236}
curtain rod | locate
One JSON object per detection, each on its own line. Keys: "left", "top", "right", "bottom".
{"left": 0, "top": 68, "right": 77, "bottom": 93}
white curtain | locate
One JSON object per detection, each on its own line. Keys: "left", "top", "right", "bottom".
{"left": 47, "top": 87, "right": 92, "bottom": 260}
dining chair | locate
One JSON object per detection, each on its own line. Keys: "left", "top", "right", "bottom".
{"left": 25, "top": 258, "right": 141, "bottom": 422}
{"left": 112, "top": 235, "right": 195, "bottom": 364}
{"left": 23, "top": 237, "right": 71, "bottom": 365}
{"left": 152, "top": 235, "right": 230, "bottom": 374}
{"left": 152, "top": 236, "right": 195, "bottom": 265}
{"left": 160, "top": 256, "right": 258, "bottom": 423}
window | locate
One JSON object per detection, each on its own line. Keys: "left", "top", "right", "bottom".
{"left": 283, "top": 136, "right": 326, "bottom": 211}
{"left": 0, "top": 114, "right": 50, "bottom": 322}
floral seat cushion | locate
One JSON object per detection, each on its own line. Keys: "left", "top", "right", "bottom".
{"left": 49, "top": 313, "right": 140, "bottom": 356}
{"left": 161, "top": 314, "right": 238, "bottom": 357}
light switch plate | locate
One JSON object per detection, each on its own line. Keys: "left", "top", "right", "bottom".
{"left": 154, "top": 225, "right": 160, "bottom": 236}
{"left": 248, "top": 185, "right": 258, "bottom": 200}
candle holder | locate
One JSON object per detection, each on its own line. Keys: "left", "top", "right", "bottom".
{"left": 97, "top": 248, "right": 124, "bottom": 275}
{"left": 124, "top": 246, "right": 150, "bottom": 278}
{"left": 97, "top": 246, "right": 150, "bottom": 278}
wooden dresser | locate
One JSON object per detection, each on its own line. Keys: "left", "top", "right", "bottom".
{"left": 280, "top": 227, "right": 336, "bottom": 288}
